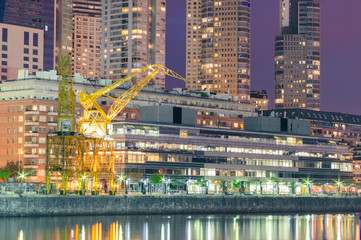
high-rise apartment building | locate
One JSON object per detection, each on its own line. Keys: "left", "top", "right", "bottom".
{"left": 186, "top": 0, "right": 251, "bottom": 101}
{"left": 55, "top": 0, "right": 73, "bottom": 67}
{"left": 0, "top": 0, "right": 55, "bottom": 72}
{"left": 275, "top": 0, "right": 321, "bottom": 110}
{"left": 101, "top": 0, "right": 166, "bottom": 86}
{"left": 0, "top": 24, "right": 44, "bottom": 80}
{"left": 72, "top": 0, "right": 102, "bottom": 78}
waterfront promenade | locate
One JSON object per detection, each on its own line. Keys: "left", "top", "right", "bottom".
{"left": 1, "top": 195, "right": 361, "bottom": 217}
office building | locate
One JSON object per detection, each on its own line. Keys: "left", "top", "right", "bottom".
{"left": 275, "top": 0, "right": 321, "bottom": 110}
{"left": 263, "top": 109, "right": 361, "bottom": 147}
{"left": 55, "top": 0, "right": 73, "bottom": 67}
{"left": 108, "top": 118, "right": 352, "bottom": 193}
{"left": 186, "top": 0, "right": 251, "bottom": 101}
{"left": 0, "top": 24, "right": 44, "bottom": 80}
{"left": 101, "top": 0, "right": 166, "bottom": 86}
{"left": 0, "top": 0, "right": 55, "bottom": 73}
{"left": 250, "top": 90, "right": 268, "bottom": 111}
{"left": 72, "top": 0, "right": 102, "bottom": 78}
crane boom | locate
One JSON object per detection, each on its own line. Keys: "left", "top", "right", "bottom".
{"left": 79, "top": 64, "right": 186, "bottom": 136}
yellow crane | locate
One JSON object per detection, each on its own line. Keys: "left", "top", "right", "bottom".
{"left": 47, "top": 63, "right": 185, "bottom": 195}
{"left": 78, "top": 64, "right": 186, "bottom": 136}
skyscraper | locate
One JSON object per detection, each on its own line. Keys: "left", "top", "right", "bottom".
{"left": 186, "top": 0, "right": 251, "bottom": 101}
{"left": 55, "top": 0, "right": 73, "bottom": 67}
{"left": 101, "top": 0, "right": 166, "bottom": 86}
{"left": 0, "top": 0, "right": 55, "bottom": 72}
{"left": 275, "top": 0, "right": 321, "bottom": 110}
{"left": 72, "top": 0, "right": 102, "bottom": 79}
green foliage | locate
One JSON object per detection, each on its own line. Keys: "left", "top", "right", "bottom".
{"left": 301, "top": 177, "right": 313, "bottom": 186}
{"left": 150, "top": 174, "right": 163, "bottom": 184}
{"left": 194, "top": 178, "right": 206, "bottom": 188}
{"left": 170, "top": 179, "right": 184, "bottom": 187}
{"left": 233, "top": 179, "right": 241, "bottom": 189}
{"left": 289, "top": 182, "right": 297, "bottom": 189}
{"left": 4, "top": 161, "right": 21, "bottom": 178}
{"left": 0, "top": 169, "right": 11, "bottom": 182}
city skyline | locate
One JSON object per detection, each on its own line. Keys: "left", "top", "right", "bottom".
{"left": 166, "top": 0, "right": 361, "bottom": 115}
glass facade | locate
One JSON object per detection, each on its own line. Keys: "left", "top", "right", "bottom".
{"left": 109, "top": 121, "right": 353, "bottom": 183}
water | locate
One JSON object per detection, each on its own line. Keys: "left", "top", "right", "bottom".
{"left": 0, "top": 213, "right": 360, "bottom": 240}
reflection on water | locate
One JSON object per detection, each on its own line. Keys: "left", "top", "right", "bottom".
{"left": 0, "top": 213, "right": 360, "bottom": 240}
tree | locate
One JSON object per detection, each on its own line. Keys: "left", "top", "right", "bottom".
{"left": 233, "top": 179, "right": 242, "bottom": 195}
{"left": 0, "top": 169, "right": 11, "bottom": 182}
{"left": 4, "top": 161, "right": 22, "bottom": 178}
{"left": 288, "top": 182, "right": 297, "bottom": 194}
{"left": 150, "top": 174, "right": 163, "bottom": 184}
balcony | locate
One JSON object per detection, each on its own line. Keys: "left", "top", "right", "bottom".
{"left": 24, "top": 141, "right": 39, "bottom": 147}
{"left": 48, "top": 111, "right": 57, "bottom": 116}
{"left": 48, "top": 120, "right": 57, "bottom": 126}
{"left": 24, "top": 131, "right": 39, "bottom": 136}
{"left": 25, "top": 120, "right": 39, "bottom": 126}
{"left": 25, "top": 108, "right": 39, "bottom": 114}
{"left": 24, "top": 153, "right": 38, "bottom": 158}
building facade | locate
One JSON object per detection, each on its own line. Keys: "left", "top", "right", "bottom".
{"left": 0, "top": 24, "right": 44, "bottom": 80}
{"left": 275, "top": 0, "right": 321, "bottom": 110}
{"left": 101, "top": 0, "right": 166, "bottom": 86}
{"left": 72, "top": 0, "right": 102, "bottom": 79}
{"left": 109, "top": 121, "right": 353, "bottom": 190}
{"left": 0, "top": 100, "right": 59, "bottom": 182}
{"left": 263, "top": 109, "right": 361, "bottom": 147}
{"left": 186, "top": 0, "right": 251, "bottom": 101}
{"left": 0, "top": 0, "right": 55, "bottom": 73}
{"left": 250, "top": 90, "right": 268, "bottom": 111}
{"left": 55, "top": 0, "right": 73, "bottom": 67}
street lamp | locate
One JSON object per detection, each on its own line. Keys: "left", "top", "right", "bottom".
{"left": 336, "top": 181, "right": 342, "bottom": 194}
{"left": 17, "top": 171, "right": 27, "bottom": 194}
{"left": 18, "top": 150, "right": 23, "bottom": 172}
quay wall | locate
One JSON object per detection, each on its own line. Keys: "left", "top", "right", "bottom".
{"left": 1, "top": 195, "right": 361, "bottom": 217}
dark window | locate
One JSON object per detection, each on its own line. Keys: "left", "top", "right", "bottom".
{"left": 23, "top": 64, "right": 29, "bottom": 68}
{"left": 2, "top": 61, "right": 7, "bottom": 66}
{"left": 2, "top": 54, "right": 7, "bottom": 58}
{"left": 33, "top": 33, "right": 38, "bottom": 47}
{"left": 24, "top": 56, "right": 29, "bottom": 61}
{"left": 2, "top": 45, "right": 7, "bottom": 51}
{"left": 2, "top": 28, "right": 7, "bottom": 42}
{"left": 33, "top": 49, "right": 38, "bottom": 55}
{"left": 32, "top": 58, "right": 38, "bottom": 62}
{"left": 33, "top": 65, "right": 38, "bottom": 69}
{"left": 24, "top": 48, "right": 29, "bottom": 54}
{"left": 1, "top": 76, "right": 6, "bottom": 80}
{"left": 24, "top": 32, "right": 29, "bottom": 45}
{"left": 2, "top": 68, "right": 7, "bottom": 73}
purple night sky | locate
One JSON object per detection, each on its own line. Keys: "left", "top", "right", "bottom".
{"left": 165, "top": 0, "right": 361, "bottom": 115}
